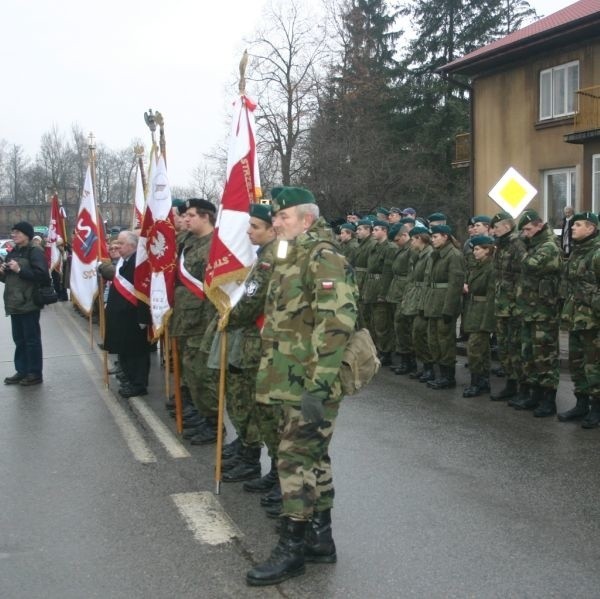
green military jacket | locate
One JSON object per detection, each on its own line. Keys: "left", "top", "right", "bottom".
{"left": 385, "top": 244, "right": 412, "bottom": 304}
{"left": 171, "top": 231, "right": 215, "bottom": 337}
{"left": 463, "top": 257, "right": 495, "bottom": 333}
{"left": 255, "top": 218, "right": 357, "bottom": 405}
{"left": 363, "top": 240, "right": 393, "bottom": 303}
{"left": 517, "top": 225, "right": 562, "bottom": 322}
{"left": 422, "top": 241, "right": 465, "bottom": 318}
{"left": 401, "top": 245, "right": 432, "bottom": 316}
{"left": 340, "top": 238, "right": 359, "bottom": 265}
{"left": 560, "top": 231, "right": 600, "bottom": 331}
{"left": 494, "top": 228, "right": 526, "bottom": 318}
{"left": 353, "top": 236, "right": 376, "bottom": 298}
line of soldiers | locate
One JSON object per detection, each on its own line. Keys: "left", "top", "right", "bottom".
{"left": 338, "top": 205, "right": 600, "bottom": 428}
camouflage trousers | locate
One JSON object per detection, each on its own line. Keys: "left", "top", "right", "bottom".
{"left": 466, "top": 332, "right": 491, "bottom": 375}
{"left": 568, "top": 328, "right": 600, "bottom": 398}
{"left": 521, "top": 319, "right": 559, "bottom": 389}
{"left": 256, "top": 403, "right": 283, "bottom": 460}
{"left": 365, "top": 301, "right": 394, "bottom": 354}
{"left": 182, "top": 343, "right": 218, "bottom": 417}
{"left": 427, "top": 317, "right": 457, "bottom": 367}
{"left": 412, "top": 314, "right": 432, "bottom": 363}
{"left": 495, "top": 316, "right": 522, "bottom": 381}
{"left": 279, "top": 398, "right": 340, "bottom": 520}
{"left": 226, "top": 366, "right": 261, "bottom": 447}
{"left": 392, "top": 304, "right": 414, "bottom": 355}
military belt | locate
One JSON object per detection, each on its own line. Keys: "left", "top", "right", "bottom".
{"left": 367, "top": 273, "right": 382, "bottom": 280}
{"left": 354, "top": 267, "right": 367, "bottom": 272}
{"left": 471, "top": 295, "right": 487, "bottom": 302}
{"left": 430, "top": 282, "right": 448, "bottom": 289}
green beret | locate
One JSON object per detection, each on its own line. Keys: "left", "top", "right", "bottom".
{"left": 490, "top": 211, "right": 512, "bottom": 226}
{"left": 399, "top": 217, "right": 415, "bottom": 226}
{"left": 573, "top": 211, "right": 599, "bottom": 225}
{"left": 409, "top": 225, "right": 430, "bottom": 237}
{"left": 185, "top": 198, "right": 216, "bottom": 214}
{"left": 270, "top": 186, "right": 316, "bottom": 213}
{"left": 472, "top": 215, "right": 491, "bottom": 224}
{"left": 517, "top": 209, "right": 541, "bottom": 230}
{"left": 249, "top": 203, "right": 272, "bottom": 224}
{"left": 388, "top": 223, "right": 402, "bottom": 240}
{"left": 373, "top": 219, "right": 390, "bottom": 229}
{"left": 469, "top": 235, "right": 495, "bottom": 248}
{"left": 171, "top": 198, "right": 185, "bottom": 209}
{"left": 431, "top": 224, "right": 452, "bottom": 235}
{"left": 340, "top": 223, "right": 356, "bottom": 232}
{"left": 357, "top": 218, "right": 373, "bottom": 228}
{"left": 376, "top": 207, "right": 390, "bottom": 216}
{"left": 428, "top": 212, "right": 447, "bottom": 222}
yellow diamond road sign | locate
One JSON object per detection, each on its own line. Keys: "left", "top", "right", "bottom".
{"left": 488, "top": 167, "right": 537, "bottom": 218}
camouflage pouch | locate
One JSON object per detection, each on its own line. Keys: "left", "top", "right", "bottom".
{"left": 339, "top": 328, "right": 380, "bottom": 395}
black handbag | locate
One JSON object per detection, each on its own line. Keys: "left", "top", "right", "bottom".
{"left": 38, "top": 284, "right": 58, "bottom": 305}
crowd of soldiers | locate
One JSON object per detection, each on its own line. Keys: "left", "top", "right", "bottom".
{"left": 338, "top": 205, "right": 600, "bottom": 426}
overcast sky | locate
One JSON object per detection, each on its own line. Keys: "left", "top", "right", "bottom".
{"left": 0, "top": 0, "right": 578, "bottom": 189}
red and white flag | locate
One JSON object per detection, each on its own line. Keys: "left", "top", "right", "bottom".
{"left": 46, "top": 193, "right": 67, "bottom": 271}
{"left": 132, "top": 163, "right": 145, "bottom": 230}
{"left": 70, "top": 165, "right": 102, "bottom": 315}
{"left": 136, "top": 154, "right": 176, "bottom": 337}
{"left": 205, "top": 95, "right": 261, "bottom": 322}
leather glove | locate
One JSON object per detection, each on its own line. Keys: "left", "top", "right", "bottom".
{"left": 442, "top": 314, "right": 452, "bottom": 324}
{"left": 301, "top": 392, "right": 325, "bottom": 423}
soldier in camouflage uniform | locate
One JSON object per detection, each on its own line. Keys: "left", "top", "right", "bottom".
{"left": 511, "top": 210, "right": 562, "bottom": 417}
{"left": 338, "top": 223, "right": 359, "bottom": 264}
{"left": 462, "top": 235, "right": 496, "bottom": 397}
{"left": 364, "top": 220, "right": 395, "bottom": 365}
{"left": 247, "top": 187, "right": 357, "bottom": 587}
{"left": 353, "top": 219, "right": 375, "bottom": 328}
{"left": 217, "top": 204, "right": 280, "bottom": 482}
{"left": 490, "top": 212, "right": 527, "bottom": 403}
{"left": 558, "top": 212, "right": 600, "bottom": 428}
{"left": 170, "top": 199, "right": 219, "bottom": 444}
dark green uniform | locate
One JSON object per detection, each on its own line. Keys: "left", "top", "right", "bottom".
{"left": 353, "top": 235, "right": 375, "bottom": 329}
{"left": 385, "top": 244, "right": 414, "bottom": 357}
{"left": 340, "top": 237, "right": 359, "bottom": 264}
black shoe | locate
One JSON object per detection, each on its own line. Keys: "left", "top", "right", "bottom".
{"left": 418, "top": 364, "right": 435, "bottom": 383}
{"left": 512, "top": 384, "right": 541, "bottom": 410}
{"left": 557, "top": 393, "right": 589, "bottom": 422}
{"left": 379, "top": 352, "right": 393, "bottom": 367}
{"left": 581, "top": 399, "right": 600, "bottom": 429}
{"left": 244, "top": 462, "right": 278, "bottom": 493}
{"left": 261, "top": 485, "right": 282, "bottom": 507}
{"left": 246, "top": 518, "right": 306, "bottom": 586}
{"left": 189, "top": 418, "right": 219, "bottom": 445}
{"left": 304, "top": 509, "right": 337, "bottom": 563}
{"left": 182, "top": 427, "right": 207, "bottom": 440}
{"left": 183, "top": 415, "right": 206, "bottom": 429}
{"left": 265, "top": 502, "right": 282, "bottom": 519}
{"left": 428, "top": 365, "right": 456, "bottom": 390}
{"left": 491, "top": 379, "right": 518, "bottom": 401}
{"left": 221, "top": 453, "right": 243, "bottom": 472}
{"left": 4, "top": 373, "right": 26, "bottom": 385}
{"left": 409, "top": 367, "right": 423, "bottom": 380}
{"left": 19, "top": 374, "right": 43, "bottom": 386}
{"left": 222, "top": 446, "right": 262, "bottom": 482}
{"left": 222, "top": 437, "right": 242, "bottom": 459}
{"left": 118, "top": 385, "right": 147, "bottom": 398}
{"left": 392, "top": 356, "right": 408, "bottom": 375}
{"left": 533, "top": 388, "right": 557, "bottom": 417}
{"left": 462, "top": 374, "right": 480, "bottom": 398}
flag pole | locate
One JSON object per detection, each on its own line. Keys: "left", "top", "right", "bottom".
{"left": 171, "top": 336, "right": 184, "bottom": 435}
{"left": 215, "top": 328, "right": 228, "bottom": 495}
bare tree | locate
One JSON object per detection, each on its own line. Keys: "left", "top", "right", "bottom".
{"left": 6, "top": 144, "right": 30, "bottom": 204}
{"left": 38, "top": 125, "right": 71, "bottom": 200}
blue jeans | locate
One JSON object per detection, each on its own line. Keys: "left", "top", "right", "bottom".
{"left": 11, "top": 311, "right": 43, "bottom": 377}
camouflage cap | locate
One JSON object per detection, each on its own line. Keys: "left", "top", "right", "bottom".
{"left": 517, "top": 209, "right": 541, "bottom": 230}
{"left": 340, "top": 222, "right": 357, "bottom": 232}
{"left": 431, "top": 224, "right": 452, "bottom": 235}
{"left": 469, "top": 234, "right": 495, "bottom": 248}
{"left": 409, "top": 225, "right": 431, "bottom": 237}
{"left": 373, "top": 219, "right": 390, "bottom": 229}
{"left": 428, "top": 212, "right": 447, "bottom": 222}
{"left": 572, "top": 211, "right": 599, "bottom": 225}
{"left": 249, "top": 203, "right": 272, "bottom": 224}
{"left": 270, "top": 186, "right": 316, "bottom": 213}
{"left": 185, "top": 198, "right": 216, "bottom": 214}
{"left": 490, "top": 211, "right": 512, "bottom": 226}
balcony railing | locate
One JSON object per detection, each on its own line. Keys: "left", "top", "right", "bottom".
{"left": 452, "top": 132, "right": 471, "bottom": 168}
{"left": 573, "top": 85, "right": 600, "bottom": 133}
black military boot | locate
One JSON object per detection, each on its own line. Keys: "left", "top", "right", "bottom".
{"left": 428, "top": 365, "right": 456, "bottom": 390}
{"left": 221, "top": 451, "right": 243, "bottom": 472}
{"left": 246, "top": 518, "right": 306, "bottom": 586}
{"left": 582, "top": 398, "right": 600, "bottom": 429}
{"left": 491, "top": 378, "right": 518, "bottom": 401}
{"left": 304, "top": 509, "right": 337, "bottom": 563}
{"left": 533, "top": 387, "right": 557, "bottom": 417}
{"left": 189, "top": 417, "right": 219, "bottom": 445}
{"left": 379, "top": 352, "right": 393, "bottom": 367}
{"left": 244, "top": 460, "right": 278, "bottom": 493}
{"left": 508, "top": 382, "right": 531, "bottom": 408}
{"left": 222, "top": 446, "right": 262, "bottom": 482}
{"left": 261, "top": 483, "right": 282, "bottom": 507}
{"left": 221, "top": 437, "right": 241, "bottom": 459}
{"left": 462, "top": 374, "right": 480, "bottom": 397}
{"left": 513, "top": 384, "right": 542, "bottom": 411}
{"left": 557, "top": 393, "right": 589, "bottom": 422}
{"left": 419, "top": 363, "right": 435, "bottom": 383}
{"left": 392, "top": 355, "right": 408, "bottom": 375}
{"left": 406, "top": 354, "right": 418, "bottom": 375}
{"left": 409, "top": 361, "right": 423, "bottom": 379}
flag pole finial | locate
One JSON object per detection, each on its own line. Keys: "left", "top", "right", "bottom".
{"left": 239, "top": 50, "right": 249, "bottom": 95}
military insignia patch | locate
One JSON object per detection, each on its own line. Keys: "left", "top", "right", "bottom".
{"left": 246, "top": 280, "right": 259, "bottom": 296}
{"left": 321, "top": 281, "right": 335, "bottom": 290}
{"left": 259, "top": 261, "right": 272, "bottom": 270}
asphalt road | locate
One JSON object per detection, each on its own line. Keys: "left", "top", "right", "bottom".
{"left": 1, "top": 302, "right": 599, "bottom": 598}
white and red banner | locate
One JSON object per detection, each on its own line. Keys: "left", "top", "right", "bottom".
{"left": 46, "top": 193, "right": 67, "bottom": 271}
{"left": 112, "top": 257, "right": 138, "bottom": 306}
{"left": 136, "top": 154, "right": 176, "bottom": 337}
{"left": 132, "top": 163, "right": 145, "bottom": 230}
{"left": 70, "top": 165, "right": 102, "bottom": 315}
{"left": 204, "top": 95, "right": 261, "bottom": 322}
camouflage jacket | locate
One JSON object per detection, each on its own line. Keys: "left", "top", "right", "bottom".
{"left": 363, "top": 240, "right": 393, "bottom": 303}
{"left": 255, "top": 217, "right": 358, "bottom": 405}
{"left": 170, "top": 231, "right": 215, "bottom": 337}
{"left": 463, "top": 257, "right": 495, "bottom": 333}
{"left": 560, "top": 231, "right": 600, "bottom": 331}
{"left": 517, "top": 225, "right": 562, "bottom": 322}
{"left": 385, "top": 244, "right": 413, "bottom": 304}
{"left": 494, "top": 228, "right": 526, "bottom": 318}
{"left": 401, "top": 245, "right": 432, "bottom": 316}
{"left": 353, "top": 235, "right": 376, "bottom": 296}
{"left": 422, "top": 242, "right": 465, "bottom": 318}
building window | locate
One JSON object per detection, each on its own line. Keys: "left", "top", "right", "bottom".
{"left": 593, "top": 154, "right": 600, "bottom": 214}
{"left": 539, "top": 61, "right": 579, "bottom": 120}
{"left": 543, "top": 168, "right": 576, "bottom": 231}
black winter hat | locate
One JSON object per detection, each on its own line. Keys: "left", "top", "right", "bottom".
{"left": 12, "top": 221, "right": 34, "bottom": 240}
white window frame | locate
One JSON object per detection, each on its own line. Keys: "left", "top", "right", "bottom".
{"left": 593, "top": 154, "right": 600, "bottom": 214}
{"left": 539, "top": 61, "right": 579, "bottom": 120}
{"left": 543, "top": 167, "right": 577, "bottom": 233}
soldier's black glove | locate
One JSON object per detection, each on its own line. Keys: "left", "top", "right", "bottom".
{"left": 301, "top": 392, "right": 325, "bottom": 423}
{"left": 442, "top": 314, "right": 452, "bottom": 324}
